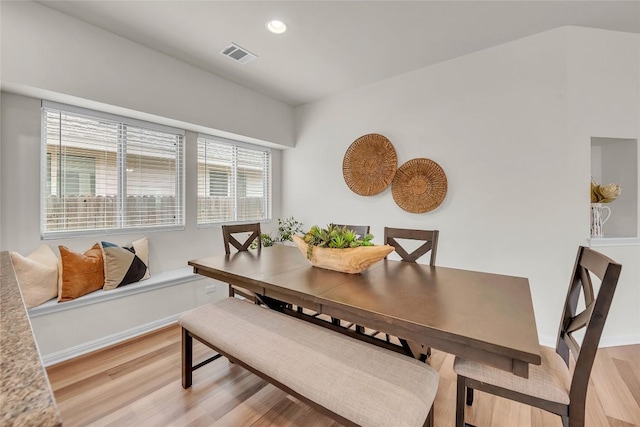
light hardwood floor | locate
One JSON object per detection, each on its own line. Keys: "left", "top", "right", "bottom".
{"left": 47, "top": 324, "right": 640, "bottom": 427}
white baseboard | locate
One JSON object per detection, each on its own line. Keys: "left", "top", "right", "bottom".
{"left": 41, "top": 313, "right": 183, "bottom": 367}
{"left": 538, "top": 335, "right": 557, "bottom": 348}
{"left": 598, "top": 334, "right": 640, "bottom": 347}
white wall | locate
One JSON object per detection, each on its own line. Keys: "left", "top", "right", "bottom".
{"left": 285, "top": 27, "right": 640, "bottom": 346}
{"left": 0, "top": 0, "right": 294, "bottom": 148}
{"left": 29, "top": 277, "right": 218, "bottom": 360}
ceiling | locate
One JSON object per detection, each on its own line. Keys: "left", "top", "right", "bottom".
{"left": 38, "top": 1, "right": 640, "bottom": 107}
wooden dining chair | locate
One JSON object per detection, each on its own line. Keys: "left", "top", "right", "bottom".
{"left": 221, "top": 223, "right": 262, "bottom": 304}
{"left": 454, "top": 246, "right": 622, "bottom": 427}
{"left": 384, "top": 227, "right": 439, "bottom": 265}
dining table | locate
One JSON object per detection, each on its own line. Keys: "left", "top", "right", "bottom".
{"left": 188, "top": 244, "right": 541, "bottom": 378}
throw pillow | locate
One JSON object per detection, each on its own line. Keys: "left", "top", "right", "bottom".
{"left": 101, "top": 237, "right": 150, "bottom": 291}
{"left": 58, "top": 243, "right": 105, "bottom": 302}
{"left": 10, "top": 245, "right": 59, "bottom": 308}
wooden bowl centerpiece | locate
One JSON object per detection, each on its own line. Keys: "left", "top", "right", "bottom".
{"left": 292, "top": 225, "right": 394, "bottom": 274}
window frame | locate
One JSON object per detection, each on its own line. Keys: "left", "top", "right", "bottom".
{"left": 41, "top": 101, "right": 186, "bottom": 239}
{"left": 197, "top": 133, "right": 272, "bottom": 227}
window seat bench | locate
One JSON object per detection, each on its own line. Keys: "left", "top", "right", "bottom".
{"left": 180, "top": 297, "right": 439, "bottom": 427}
{"left": 29, "top": 267, "right": 199, "bottom": 318}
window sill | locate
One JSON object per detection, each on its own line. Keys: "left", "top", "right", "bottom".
{"left": 196, "top": 219, "right": 273, "bottom": 229}
{"left": 41, "top": 225, "right": 186, "bottom": 240}
{"left": 28, "top": 267, "right": 199, "bottom": 318}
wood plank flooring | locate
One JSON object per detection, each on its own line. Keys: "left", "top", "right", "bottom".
{"left": 46, "top": 324, "right": 640, "bottom": 427}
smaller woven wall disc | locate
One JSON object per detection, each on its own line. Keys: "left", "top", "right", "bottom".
{"left": 392, "top": 158, "right": 447, "bottom": 213}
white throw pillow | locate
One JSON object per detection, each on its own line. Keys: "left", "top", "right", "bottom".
{"left": 10, "top": 245, "right": 59, "bottom": 308}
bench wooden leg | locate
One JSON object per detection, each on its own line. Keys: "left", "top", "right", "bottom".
{"left": 182, "top": 327, "right": 193, "bottom": 389}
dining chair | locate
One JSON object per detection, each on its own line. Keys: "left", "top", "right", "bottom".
{"left": 454, "top": 246, "right": 622, "bottom": 427}
{"left": 221, "top": 223, "right": 262, "bottom": 304}
{"left": 384, "top": 227, "right": 439, "bottom": 265}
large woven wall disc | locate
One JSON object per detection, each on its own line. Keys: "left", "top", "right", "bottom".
{"left": 343, "top": 134, "right": 397, "bottom": 196}
{"left": 392, "top": 158, "right": 447, "bottom": 213}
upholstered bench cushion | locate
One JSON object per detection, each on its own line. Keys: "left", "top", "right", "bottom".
{"left": 180, "top": 298, "right": 439, "bottom": 427}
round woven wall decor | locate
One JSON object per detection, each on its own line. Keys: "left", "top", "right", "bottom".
{"left": 343, "top": 134, "right": 397, "bottom": 196}
{"left": 392, "top": 158, "right": 447, "bottom": 213}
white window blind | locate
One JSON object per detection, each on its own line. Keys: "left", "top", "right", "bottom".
{"left": 197, "top": 134, "right": 270, "bottom": 224}
{"left": 42, "top": 102, "right": 184, "bottom": 237}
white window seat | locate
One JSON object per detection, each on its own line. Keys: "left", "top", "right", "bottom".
{"left": 28, "top": 267, "right": 199, "bottom": 318}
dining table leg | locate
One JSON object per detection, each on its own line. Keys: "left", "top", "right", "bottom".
{"left": 401, "top": 339, "right": 429, "bottom": 362}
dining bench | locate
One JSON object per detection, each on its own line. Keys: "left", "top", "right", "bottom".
{"left": 179, "top": 297, "right": 439, "bottom": 427}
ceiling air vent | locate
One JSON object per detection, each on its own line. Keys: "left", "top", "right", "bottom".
{"left": 219, "top": 43, "right": 257, "bottom": 65}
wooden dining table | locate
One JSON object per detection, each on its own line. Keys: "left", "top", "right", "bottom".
{"left": 188, "top": 244, "right": 541, "bottom": 378}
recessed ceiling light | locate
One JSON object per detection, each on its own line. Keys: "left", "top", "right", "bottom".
{"left": 266, "top": 20, "right": 287, "bottom": 34}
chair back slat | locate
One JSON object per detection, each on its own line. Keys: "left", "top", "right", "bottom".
{"left": 579, "top": 266, "right": 595, "bottom": 306}
{"left": 384, "top": 227, "right": 439, "bottom": 265}
{"left": 580, "top": 248, "right": 613, "bottom": 281}
{"left": 387, "top": 238, "right": 411, "bottom": 261}
{"left": 222, "top": 223, "right": 261, "bottom": 254}
{"left": 555, "top": 246, "right": 621, "bottom": 408}
{"left": 565, "top": 334, "right": 582, "bottom": 360}
{"left": 386, "top": 239, "right": 433, "bottom": 263}
{"left": 565, "top": 302, "right": 595, "bottom": 334}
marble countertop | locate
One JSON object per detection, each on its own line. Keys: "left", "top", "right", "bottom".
{"left": 1, "top": 251, "right": 62, "bottom": 426}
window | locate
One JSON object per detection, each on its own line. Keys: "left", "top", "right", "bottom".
{"left": 42, "top": 102, "right": 185, "bottom": 237}
{"left": 197, "top": 134, "right": 270, "bottom": 224}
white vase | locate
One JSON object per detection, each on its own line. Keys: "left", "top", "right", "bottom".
{"left": 590, "top": 203, "right": 611, "bottom": 238}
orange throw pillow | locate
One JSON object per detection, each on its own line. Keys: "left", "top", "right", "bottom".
{"left": 58, "top": 243, "right": 105, "bottom": 302}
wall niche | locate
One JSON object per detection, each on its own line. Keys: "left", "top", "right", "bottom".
{"left": 590, "top": 137, "right": 638, "bottom": 238}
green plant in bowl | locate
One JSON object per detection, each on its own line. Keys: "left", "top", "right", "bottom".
{"left": 292, "top": 225, "right": 393, "bottom": 274}
{"left": 303, "top": 224, "right": 375, "bottom": 259}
